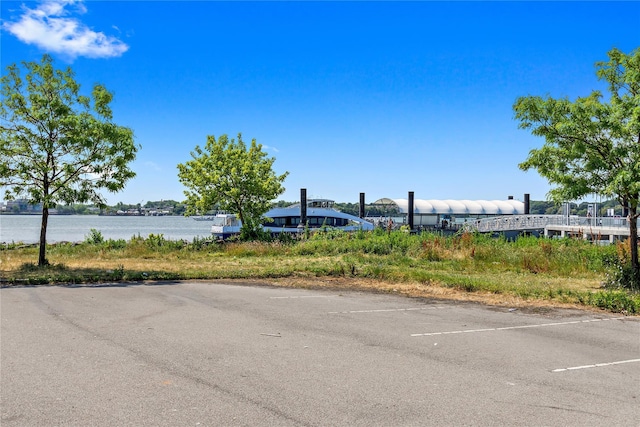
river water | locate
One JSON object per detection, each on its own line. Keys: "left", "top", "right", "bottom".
{"left": 0, "top": 215, "right": 214, "bottom": 244}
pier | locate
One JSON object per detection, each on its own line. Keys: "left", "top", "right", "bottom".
{"left": 462, "top": 215, "right": 635, "bottom": 243}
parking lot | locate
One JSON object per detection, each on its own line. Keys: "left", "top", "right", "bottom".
{"left": 1, "top": 282, "right": 638, "bottom": 426}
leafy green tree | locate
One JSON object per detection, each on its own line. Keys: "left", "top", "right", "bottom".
{"left": 0, "top": 55, "right": 138, "bottom": 265}
{"left": 334, "top": 202, "right": 359, "bottom": 216}
{"left": 177, "top": 133, "right": 288, "bottom": 239}
{"left": 172, "top": 203, "right": 186, "bottom": 216}
{"left": 514, "top": 47, "right": 640, "bottom": 285}
{"left": 271, "top": 200, "right": 295, "bottom": 208}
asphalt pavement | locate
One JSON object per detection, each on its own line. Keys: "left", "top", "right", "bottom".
{"left": 1, "top": 282, "right": 638, "bottom": 426}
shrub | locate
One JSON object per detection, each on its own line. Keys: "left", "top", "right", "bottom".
{"left": 276, "top": 231, "right": 297, "bottom": 245}
{"left": 239, "top": 226, "right": 273, "bottom": 242}
{"left": 603, "top": 260, "right": 640, "bottom": 292}
{"left": 584, "top": 290, "right": 639, "bottom": 313}
{"left": 84, "top": 228, "right": 104, "bottom": 245}
{"left": 602, "top": 241, "right": 640, "bottom": 291}
{"left": 144, "top": 234, "right": 186, "bottom": 251}
{"left": 111, "top": 264, "right": 125, "bottom": 280}
{"left": 105, "top": 238, "right": 128, "bottom": 250}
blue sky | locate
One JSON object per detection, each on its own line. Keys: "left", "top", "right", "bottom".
{"left": 2, "top": 1, "right": 639, "bottom": 205}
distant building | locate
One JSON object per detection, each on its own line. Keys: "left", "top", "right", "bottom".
{"left": 1, "top": 199, "right": 42, "bottom": 213}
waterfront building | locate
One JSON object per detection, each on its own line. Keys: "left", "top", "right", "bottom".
{"left": 371, "top": 197, "right": 525, "bottom": 230}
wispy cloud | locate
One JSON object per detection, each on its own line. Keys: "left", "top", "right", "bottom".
{"left": 2, "top": 0, "right": 128, "bottom": 59}
{"left": 262, "top": 145, "right": 280, "bottom": 153}
{"left": 144, "top": 161, "right": 162, "bottom": 172}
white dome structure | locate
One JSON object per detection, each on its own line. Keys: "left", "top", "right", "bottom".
{"left": 383, "top": 198, "right": 524, "bottom": 215}
{"left": 371, "top": 198, "right": 525, "bottom": 228}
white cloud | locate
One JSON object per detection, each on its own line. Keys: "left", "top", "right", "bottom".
{"left": 2, "top": 0, "right": 128, "bottom": 59}
{"left": 144, "top": 161, "right": 162, "bottom": 172}
{"left": 262, "top": 144, "right": 280, "bottom": 153}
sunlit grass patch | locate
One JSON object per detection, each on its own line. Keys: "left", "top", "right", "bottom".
{"left": 1, "top": 231, "right": 637, "bottom": 314}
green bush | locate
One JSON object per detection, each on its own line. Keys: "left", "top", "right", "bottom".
{"left": 239, "top": 226, "right": 273, "bottom": 242}
{"left": 84, "top": 228, "right": 104, "bottom": 245}
{"left": 603, "top": 260, "right": 640, "bottom": 292}
{"left": 111, "top": 264, "right": 125, "bottom": 280}
{"left": 583, "top": 290, "right": 639, "bottom": 313}
{"left": 144, "top": 234, "right": 186, "bottom": 251}
{"left": 105, "top": 238, "right": 128, "bottom": 250}
{"left": 602, "top": 241, "right": 640, "bottom": 292}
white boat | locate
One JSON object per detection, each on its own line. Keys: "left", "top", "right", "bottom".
{"left": 211, "top": 199, "right": 374, "bottom": 239}
{"left": 210, "top": 213, "right": 242, "bottom": 239}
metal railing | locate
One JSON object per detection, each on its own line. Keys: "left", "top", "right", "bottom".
{"left": 462, "top": 215, "right": 633, "bottom": 234}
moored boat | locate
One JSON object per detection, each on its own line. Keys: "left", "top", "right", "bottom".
{"left": 210, "top": 213, "right": 242, "bottom": 239}
{"left": 211, "top": 199, "right": 374, "bottom": 239}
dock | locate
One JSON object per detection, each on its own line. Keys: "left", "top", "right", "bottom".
{"left": 463, "top": 215, "right": 634, "bottom": 243}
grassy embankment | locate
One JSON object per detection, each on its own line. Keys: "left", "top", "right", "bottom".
{"left": 1, "top": 229, "right": 638, "bottom": 314}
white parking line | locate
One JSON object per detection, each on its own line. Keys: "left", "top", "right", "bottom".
{"left": 411, "top": 317, "right": 626, "bottom": 337}
{"left": 552, "top": 358, "right": 640, "bottom": 373}
{"left": 329, "top": 306, "right": 446, "bottom": 314}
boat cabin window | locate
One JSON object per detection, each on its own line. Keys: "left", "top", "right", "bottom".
{"left": 263, "top": 217, "right": 300, "bottom": 227}
{"left": 211, "top": 215, "right": 238, "bottom": 227}
{"left": 308, "top": 200, "right": 334, "bottom": 209}
{"left": 263, "top": 215, "right": 350, "bottom": 228}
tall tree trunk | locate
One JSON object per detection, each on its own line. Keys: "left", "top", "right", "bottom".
{"left": 38, "top": 205, "right": 49, "bottom": 266}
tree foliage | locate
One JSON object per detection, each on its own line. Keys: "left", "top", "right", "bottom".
{"left": 0, "top": 55, "right": 138, "bottom": 265}
{"left": 514, "top": 47, "right": 640, "bottom": 286}
{"left": 177, "top": 133, "right": 288, "bottom": 238}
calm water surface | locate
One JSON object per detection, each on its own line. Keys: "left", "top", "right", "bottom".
{"left": 0, "top": 215, "right": 213, "bottom": 244}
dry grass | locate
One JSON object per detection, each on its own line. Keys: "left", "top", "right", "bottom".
{"left": 1, "top": 232, "right": 637, "bottom": 314}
